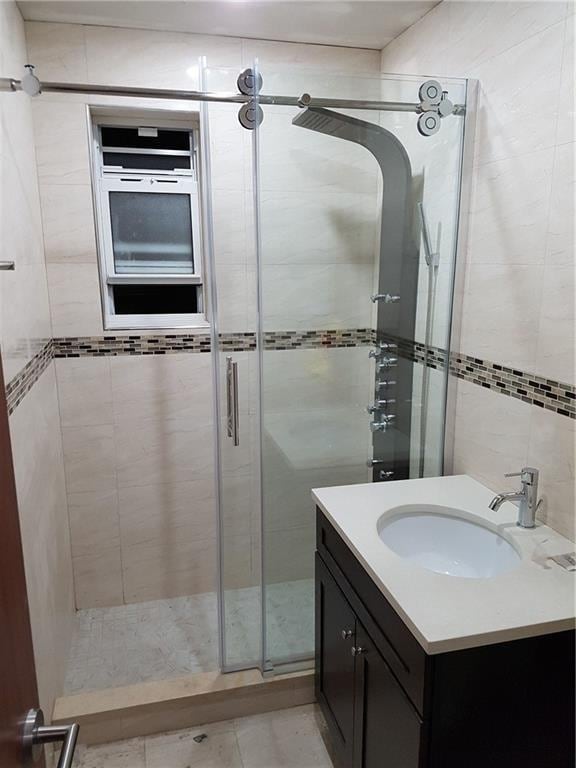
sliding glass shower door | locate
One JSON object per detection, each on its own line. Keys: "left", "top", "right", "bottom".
{"left": 202, "top": 65, "right": 262, "bottom": 672}
{"left": 253, "top": 69, "right": 468, "bottom": 670}
{"left": 208, "top": 62, "right": 469, "bottom": 672}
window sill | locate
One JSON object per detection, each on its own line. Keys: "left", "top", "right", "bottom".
{"left": 104, "top": 313, "right": 210, "bottom": 331}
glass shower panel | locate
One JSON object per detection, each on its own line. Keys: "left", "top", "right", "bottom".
{"left": 202, "top": 66, "right": 261, "bottom": 672}
{"left": 254, "top": 69, "right": 467, "bottom": 670}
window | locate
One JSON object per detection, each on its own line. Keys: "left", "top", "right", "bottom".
{"left": 90, "top": 111, "right": 206, "bottom": 329}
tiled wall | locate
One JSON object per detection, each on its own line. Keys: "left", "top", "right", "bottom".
{"left": 25, "top": 21, "right": 382, "bottom": 607}
{"left": 0, "top": 1, "right": 75, "bottom": 719}
{"left": 381, "top": 0, "right": 575, "bottom": 540}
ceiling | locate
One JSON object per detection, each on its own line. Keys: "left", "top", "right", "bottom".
{"left": 17, "top": 1, "right": 440, "bottom": 50}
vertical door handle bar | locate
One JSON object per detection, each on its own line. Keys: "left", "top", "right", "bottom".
{"left": 225, "top": 356, "right": 240, "bottom": 446}
{"left": 226, "top": 355, "right": 233, "bottom": 438}
{"left": 231, "top": 359, "right": 239, "bottom": 446}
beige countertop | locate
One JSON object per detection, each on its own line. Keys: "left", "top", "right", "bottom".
{"left": 312, "top": 474, "right": 576, "bottom": 654}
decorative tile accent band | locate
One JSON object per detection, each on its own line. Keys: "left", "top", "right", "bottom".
{"left": 263, "top": 328, "right": 374, "bottom": 349}
{"left": 4, "top": 330, "right": 575, "bottom": 420}
{"left": 381, "top": 333, "right": 575, "bottom": 419}
{"left": 5, "top": 340, "right": 53, "bottom": 414}
{"left": 53, "top": 334, "right": 212, "bottom": 357}
{"left": 449, "top": 352, "right": 575, "bottom": 419}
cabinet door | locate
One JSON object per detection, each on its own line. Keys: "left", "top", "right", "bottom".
{"left": 353, "top": 622, "right": 422, "bottom": 768}
{"left": 316, "top": 554, "right": 356, "bottom": 767}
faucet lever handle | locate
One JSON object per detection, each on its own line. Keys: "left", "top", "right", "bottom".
{"left": 505, "top": 467, "right": 539, "bottom": 485}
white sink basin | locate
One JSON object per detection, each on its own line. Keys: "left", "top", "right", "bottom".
{"left": 377, "top": 504, "right": 521, "bottom": 579}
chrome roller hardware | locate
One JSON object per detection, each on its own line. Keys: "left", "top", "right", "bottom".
{"left": 418, "top": 79, "right": 442, "bottom": 105}
{"left": 341, "top": 629, "right": 353, "bottom": 640}
{"left": 237, "top": 68, "right": 264, "bottom": 130}
{"left": 417, "top": 112, "right": 441, "bottom": 136}
{"left": 377, "top": 357, "right": 398, "bottom": 371}
{"left": 351, "top": 646, "right": 366, "bottom": 657}
{"left": 417, "top": 80, "right": 454, "bottom": 136}
{"left": 370, "top": 415, "right": 395, "bottom": 432}
{"left": 238, "top": 101, "right": 263, "bottom": 130}
{"left": 371, "top": 293, "right": 400, "bottom": 304}
{"left": 237, "top": 68, "right": 263, "bottom": 96}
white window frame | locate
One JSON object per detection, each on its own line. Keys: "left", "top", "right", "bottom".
{"left": 90, "top": 110, "right": 208, "bottom": 330}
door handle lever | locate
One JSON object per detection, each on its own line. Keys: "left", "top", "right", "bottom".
{"left": 23, "top": 709, "right": 79, "bottom": 768}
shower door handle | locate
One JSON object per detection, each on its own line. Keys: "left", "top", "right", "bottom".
{"left": 226, "top": 356, "right": 239, "bottom": 446}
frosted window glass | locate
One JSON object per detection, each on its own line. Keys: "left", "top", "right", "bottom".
{"left": 110, "top": 191, "right": 194, "bottom": 274}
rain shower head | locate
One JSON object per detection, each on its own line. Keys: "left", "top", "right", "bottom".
{"left": 292, "top": 107, "right": 382, "bottom": 144}
{"left": 292, "top": 106, "right": 409, "bottom": 176}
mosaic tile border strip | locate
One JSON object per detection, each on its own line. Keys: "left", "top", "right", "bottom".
{"left": 449, "top": 352, "right": 575, "bottom": 419}
{"left": 381, "top": 333, "right": 575, "bottom": 420}
{"left": 263, "top": 328, "right": 374, "bottom": 350}
{"left": 53, "top": 334, "right": 212, "bottom": 357}
{"left": 4, "top": 330, "right": 575, "bottom": 420}
{"left": 5, "top": 340, "right": 53, "bottom": 414}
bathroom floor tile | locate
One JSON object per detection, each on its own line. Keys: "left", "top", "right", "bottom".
{"left": 69, "top": 706, "right": 332, "bottom": 768}
{"left": 235, "top": 705, "right": 333, "bottom": 768}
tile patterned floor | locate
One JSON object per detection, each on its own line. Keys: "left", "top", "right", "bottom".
{"left": 70, "top": 705, "right": 333, "bottom": 768}
{"left": 64, "top": 581, "right": 315, "bottom": 694}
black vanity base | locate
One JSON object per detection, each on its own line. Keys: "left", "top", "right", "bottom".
{"left": 315, "top": 509, "right": 575, "bottom": 768}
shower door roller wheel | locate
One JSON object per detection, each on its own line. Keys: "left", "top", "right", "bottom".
{"left": 418, "top": 79, "right": 442, "bottom": 105}
{"left": 417, "top": 112, "right": 441, "bottom": 136}
{"left": 238, "top": 102, "right": 264, "bottom": 130}
{"left": 237, "top": 68, "right": 263, "bottom": 96}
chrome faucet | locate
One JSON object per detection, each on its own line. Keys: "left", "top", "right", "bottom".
{"left": 488, "top": 467, "right": 541, "bottom": 529}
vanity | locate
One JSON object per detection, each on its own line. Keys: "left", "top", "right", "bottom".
{"left": 313, "top": 475, "right": 575, "bottom": 768}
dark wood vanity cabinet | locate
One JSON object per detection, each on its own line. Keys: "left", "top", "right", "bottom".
{"left": 315, "top": 509, "right": 575, "bottom": 768}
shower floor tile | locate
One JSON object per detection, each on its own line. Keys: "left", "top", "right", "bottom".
{"left": 64, "top": 579, "right": 314, "bottom": 695}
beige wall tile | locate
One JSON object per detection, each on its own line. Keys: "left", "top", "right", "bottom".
{"left": 221, "top": 533, "right": 256, "bottom": 590}
{"left": 40, "top": 184, "right": 97, "bottom": 263}
{"left": 545, "top": 141, "right": 575, "bottom": 266}
{"left": 8, "top": 365, "right": 75, "bottom": 717}
{"left": 118, "top": 480, "right": 216, "bottom": 548}
{"left": 73, "top": 548, "right": 124, "bottom": 608}
{"left": 84, "top": 26, "right": 243, "bottom": 88}
{"left": 25, "top": 22, "right": 88, "bottom": 82}
{"left": 110, "top": 352, "right": 213, "bottom": 424}
{"left": 466, "top": 149, "right": 554, "bottom": 266}
{"left": 122, "top": 536, "right": 217, "bottom": 602}
{"left": 114, "top": 417, "right": 214, "bottom": 489}
{"left": 527, "top": 407, "right": 575, "bottom": 540}
{"left": 459, "top": 263, "right": 544, "bottom": 371}
{"left": 555, "top": 16, "right": 574, "bottom": 146}
{"left": 62, "top": 423, "right": 117, "bottom": 493}
{"left": 56, "top": 357, "right": 113, "bottom": 427}
{"left": 242, "top": 38, "right": 379, "bottom": 73}
{"left": 471, "top": 21, "right": 564, "bottom": 165}
{"left": 48, "top": 263, "right": 104, "bottom": 337}
{"left": 534, "top": 263, "right": 575, "bottom": 384}
{"left": 68, "top": 488, "right": 121, "bottom": 558}
{"left": 33, "top": 99, "right": 92, "bottom": 185}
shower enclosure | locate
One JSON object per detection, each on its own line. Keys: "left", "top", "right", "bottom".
{"left": 208, "top": 66, "right": 469, "bottom": 673}
{"left": 1, "top": 59, "right": 470, "bottom": 698}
